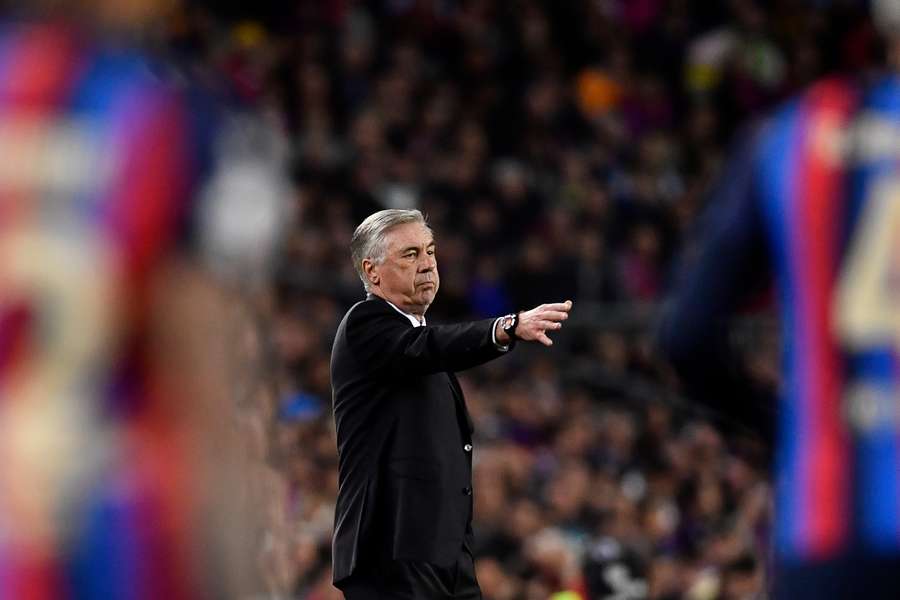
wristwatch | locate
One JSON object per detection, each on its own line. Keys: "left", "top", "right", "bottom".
{"left": 500, "top": 312, "right": 520, "bottom": 341}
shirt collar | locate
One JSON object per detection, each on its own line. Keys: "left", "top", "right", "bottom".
{"left": 382, "top": 298, "right": 426, "bottom": 327}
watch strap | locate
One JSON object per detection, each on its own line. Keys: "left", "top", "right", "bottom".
{"left": 503, "top": 312, "right": 520, "bottom": 341}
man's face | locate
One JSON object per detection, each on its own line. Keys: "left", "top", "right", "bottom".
{"left": 367, "top": 222, "right": 439, "bottom": 315}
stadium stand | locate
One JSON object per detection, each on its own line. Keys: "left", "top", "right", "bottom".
{"left": 160, "top": 1, "right": 882, "bottom": 598}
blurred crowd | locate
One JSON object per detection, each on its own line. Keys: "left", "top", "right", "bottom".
{"left": 159, "top": 1, "right": 884, "bottom": 598}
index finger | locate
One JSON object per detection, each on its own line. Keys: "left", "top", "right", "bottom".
{"left": 539, "top": 311, "right": 569, "bottom": 322}
{"left": 541, "top": 301, "right": 572, "bottom": 312}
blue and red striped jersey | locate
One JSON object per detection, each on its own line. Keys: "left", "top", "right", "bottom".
{"left": 661, "top": 74, "right": 900, "bottom": 562}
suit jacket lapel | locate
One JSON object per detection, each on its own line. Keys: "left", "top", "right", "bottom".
{"left": 446, "top": 372, "right": 474, "bottom": 436}
{"left": 365, "top": 293, "right": 474, "bottom": 435}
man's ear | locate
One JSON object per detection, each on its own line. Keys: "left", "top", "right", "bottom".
{"left": 363, "top": 259, "right": 380, "bottom": 287}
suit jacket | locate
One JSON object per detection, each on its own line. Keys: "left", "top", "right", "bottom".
{"left": 330, "top": 294, "right": 508, "bottom": 586}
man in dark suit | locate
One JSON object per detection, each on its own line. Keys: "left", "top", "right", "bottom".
{"left": 331, "top": 209, "right": 572, "bottom": 599}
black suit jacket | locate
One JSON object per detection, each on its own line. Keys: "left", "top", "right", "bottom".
{"left": 330, "top": 295, "right": 508, "bottom": 586}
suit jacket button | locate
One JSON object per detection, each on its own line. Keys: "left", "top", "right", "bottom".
{"left": 462, "top": 486, "right": 472, "bottom": 496}
{"left": 464, "top": 444, "right": 473, "bottom": 452}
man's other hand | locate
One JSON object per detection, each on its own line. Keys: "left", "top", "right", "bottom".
{"left": 497, "top": 301, "right": 572, "bottom": 347}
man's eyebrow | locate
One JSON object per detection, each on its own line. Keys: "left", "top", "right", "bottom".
{"left": 399, "top": 240, "right": 435, "bottom": 253}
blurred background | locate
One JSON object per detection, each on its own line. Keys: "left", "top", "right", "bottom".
{"left": 0, "top": 0, "right": 889, "bottom": 599}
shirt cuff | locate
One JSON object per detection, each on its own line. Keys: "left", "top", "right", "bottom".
{"left": 492, "top": 317, "right": 511, "bottom": 352}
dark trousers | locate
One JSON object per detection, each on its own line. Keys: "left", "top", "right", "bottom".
{"left": 339, "top": 541, "right": 481, "bottom": 600}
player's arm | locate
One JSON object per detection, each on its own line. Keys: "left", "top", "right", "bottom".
{"left": 657, "top": 125, "right": 771, "bottom": 394}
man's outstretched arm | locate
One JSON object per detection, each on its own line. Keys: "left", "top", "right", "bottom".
{"left": 347, "top": 299, "right": 572, "bottom": 377}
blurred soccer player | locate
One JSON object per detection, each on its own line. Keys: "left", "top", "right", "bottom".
{"left": 0, "top": 1, "right": 287, "bottom": 598}
{"left": 659, "top": 1, "right": 900, "bottom": 597}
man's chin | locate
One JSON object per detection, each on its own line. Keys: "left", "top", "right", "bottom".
{"left": 416, "top": 288, "right": 436, "bottom": 307}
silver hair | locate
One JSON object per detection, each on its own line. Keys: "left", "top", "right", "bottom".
{"left": 350, "top": 209, "right": 428, "bottom": 292}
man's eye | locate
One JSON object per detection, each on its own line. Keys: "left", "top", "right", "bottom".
{"left": 427, "top": 250, "right": 435, "bottom": 256}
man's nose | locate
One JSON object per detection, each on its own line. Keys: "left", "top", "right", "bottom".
{"left": 418, "top": 254, "right": 436, "bottom": 271}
